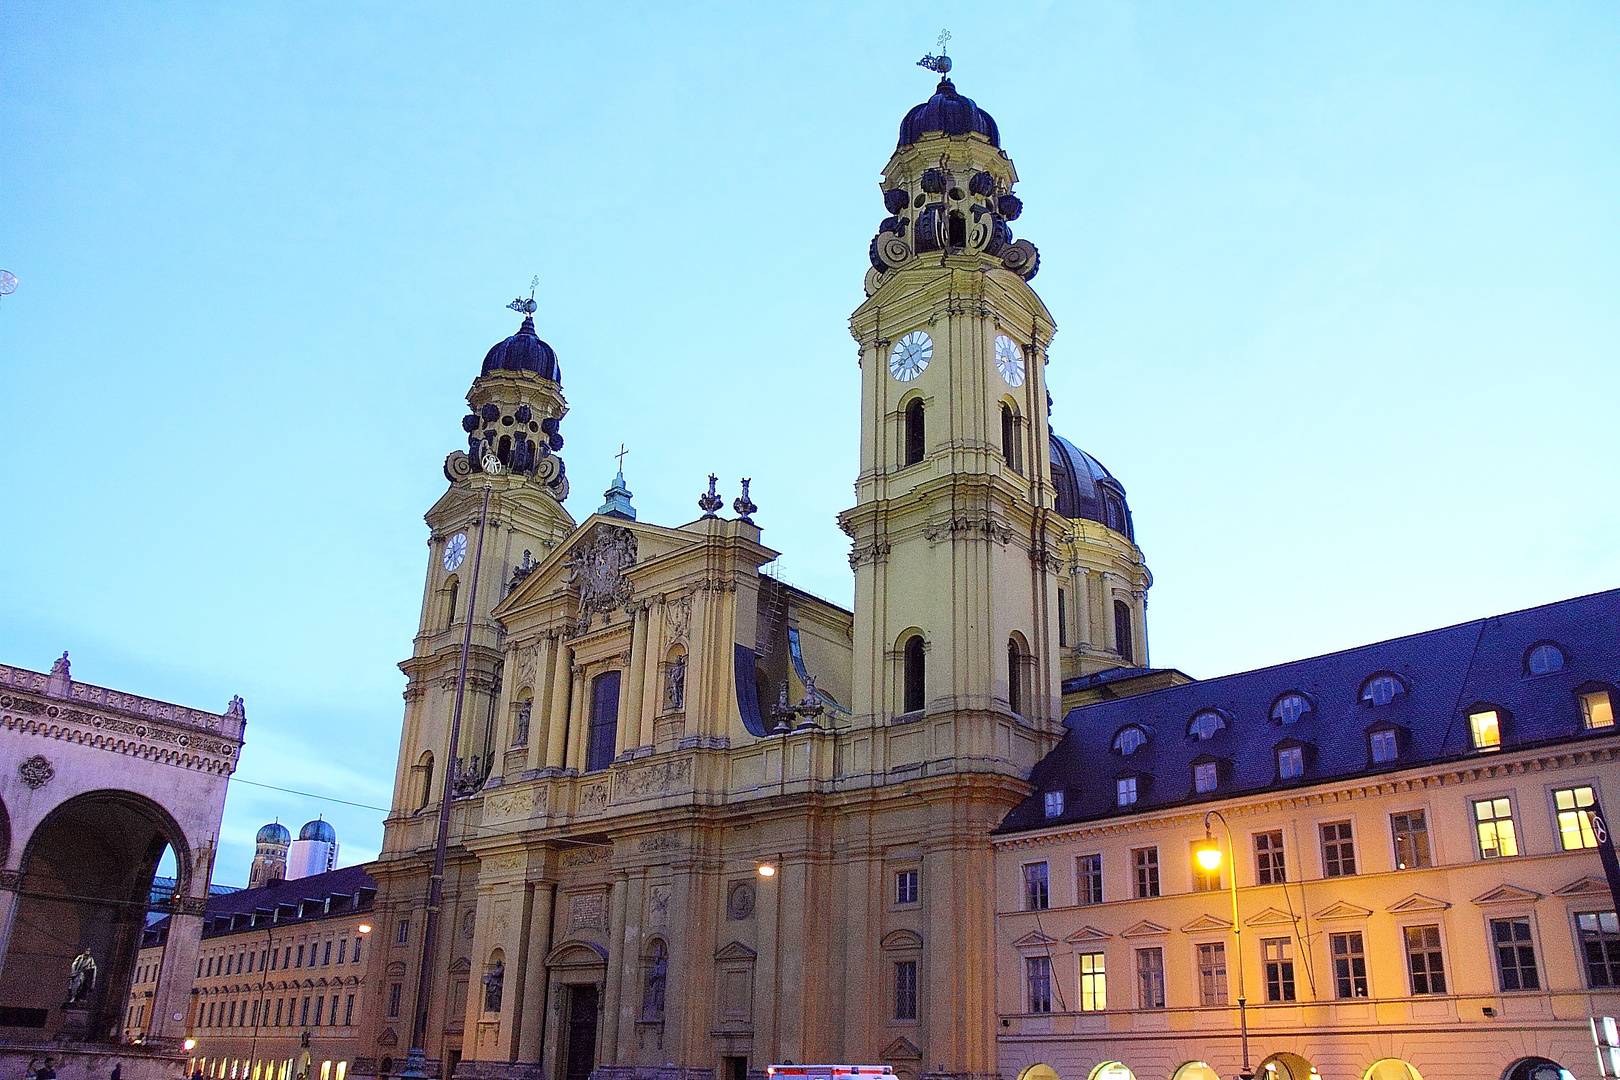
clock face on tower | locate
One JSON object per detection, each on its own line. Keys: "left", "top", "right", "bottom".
{"left": 888, "top": 331, "right": 932, "bottom": 382}
{"left": 995, "top": 335, "right": 1026, "bottom": 387}
{"left": 443, "top": 532, "right": 468, "bottom": 572}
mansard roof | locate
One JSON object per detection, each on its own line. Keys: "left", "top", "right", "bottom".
{"left": 999, "top": 587, "right": 1620, "bottom": 834}
{"left": 197, "top": 864, "right": 378, "bottom": 939}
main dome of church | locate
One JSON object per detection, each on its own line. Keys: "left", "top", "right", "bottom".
{"left": 897, "top": 77, "right": 1001, "bottom": 149}
{"left": 482, "top": 315, "right": 561, "bottom": 382}
{"left": 1049, "top": 433, "right": 1134, "bottom": 540}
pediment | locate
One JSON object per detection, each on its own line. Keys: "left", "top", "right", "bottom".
{"left": 1313, "top": 901, "right": 1373, "bottom": 921}
{"left": 1244, "top": 908, "right": 1297, "bottom": 928}
{"left": 546, "top": 939, "right": 609, "bottom": 968}
{"left": 386, "top": 961, "right": 407, "bottom": 977}
{"left": 1065, "top": 926, "right": 1112, "bottom": 944}
{"left": 881, "top": 929, "right": 923, "bottom": 950}
{"left": 1010, "top": 931, "right": 1058, "bottom": 948}
{"left": 1387, "top": 893, "right": 1451, "bottom": 914}
{"left": 449, "top": 956, "right": 471, "bottom": 973}
{"left": 715, "top": 940, "right": 758, "bottom": 962}
{"left": 1554, "top": 875, "right": 1613, "bottom": 897}
{"left": 881, "top": 1038, "right": 923, "bottom": 1061}
{"left": 1180, "top": 914, "right": 1234, "bottom": 933}
{"left": 1121, "top": 920, "right": 1171, "bottom": 938}
{"left": 376, "top": 1027, "right": 398, "bottom": 1048}
{"left": 1472, "top": 884, "right": 1543, "bottom": 906}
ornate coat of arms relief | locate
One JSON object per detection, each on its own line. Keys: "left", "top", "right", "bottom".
{"left": 564, "top": 523, "right": 637, "bottom": 630}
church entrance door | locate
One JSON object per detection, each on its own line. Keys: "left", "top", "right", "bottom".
{"left": 564, "top": 984, "right": 599, "bottom": 1080}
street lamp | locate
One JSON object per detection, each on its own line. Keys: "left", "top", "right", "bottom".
{"left": 1195, "top": 809, "right": 1253, "bottom": 1080}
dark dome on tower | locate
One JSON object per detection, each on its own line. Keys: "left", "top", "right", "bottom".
{"left": 897, "top": 78, "right": 1001, "bottom": 149}
{"left": 256, "top": 822, "right": 291, "bottom": 846}
{"left": 481, "top": 316, "right": 561, "bottom": 382}
{"left": 298, "top": 818, "right": 337, "bottom": 844}
{"left": 1050, "top": 433, "right": 1134, "bottom": 540}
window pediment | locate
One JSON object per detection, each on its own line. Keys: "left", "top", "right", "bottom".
{"left": 714, "top": 941, "right": 758, "bottom": 962}
{"left": 881, "top": 929, "right": 923, "bottom": 950}
{"left": 1011, "top": 931, "right": 1058, "bottom": 949}
{"left": 1180, "top": 914, "right": 1233, "bottom": 933}
{"left": 1120, "top": 920, "right": 1171, "bottom": 938}
{"left": 1554, "top": 875, "right": 1612, "bottom": 897}
{"left": 1387, "top": 892, "right": 1451, "bottom": 913}
{"left": 1312, "top": 901, "right": 1373, "bottom": 921}
{"left": 1065, "top": 926, "right": 1112, "bottom": 944}
{"left": 1243, "top": 907, "right": 1296, "bottom": 927}
{"left": 1471, "top": 884, "right": 1542, "bottom": 906}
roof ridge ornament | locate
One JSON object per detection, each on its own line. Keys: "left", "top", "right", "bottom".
{"left": 917, "top": 29, "right": 952, "bottom": 75}
{"left": 506, "top": 276, "right": 540, "bottom": 317}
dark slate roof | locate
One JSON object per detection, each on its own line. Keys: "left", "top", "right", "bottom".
{"left": 898, "top": 78, "right": 1001, "bottom": 149}
{"left": 482, "top": 315, "right": 561, "bottom": 382}
{"left": 1049, "top": 433, "right": 1133, "bottom": 540}
{"left": 999, "top": 588, "right": 1620, "bottom": 834}
{"left": 198, "top": 864, "right": 377, "bottom": 939}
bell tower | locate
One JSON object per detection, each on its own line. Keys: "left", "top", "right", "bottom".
{"left": 388, "top": 298, "right": 578, "bottom": 825}
{"left": 840, "top": 65, "right": 1064, "bottom": 760}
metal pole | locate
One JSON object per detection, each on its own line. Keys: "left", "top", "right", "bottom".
{"left": 1206, "top": 809, "right": 1252, "bottom": 1080}
{"left": 402, "top": 482, "right": 493, "bottom": 1080}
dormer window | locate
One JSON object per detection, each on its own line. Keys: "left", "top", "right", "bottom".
{"left": 1113, "top": 725, "right": 1148, "bottom": 756}
{"left": 1468, "top": 708, "right": 1503, "bottom": 752}
{"left": 1369, "top": 727, "right": 1400, "bottom": 764}
{"left": 1271, "top": 693, "right": 1312, "bottom": 725}
{"left": 1277, "top": 746, "right": 1304, "bottom": 780}
{"left": 1188, "top": 710, "right": 1227, "bottom": 740}
{"left": 1525, "top": 642, "right": 1566, "bottom": 676}
{"left": 1117, "top": 776, "right": 1139, "bottom": 807}
{"left": 1581, "top": 688, "right": 1615, "bottom": 730}
{"left": 1193, "top": 761, "right": 1218, "bottom": 793}
{"left": 1360, "top": 673, "right": 1406, "bottom": 707}
{"left": 1043, "top": 790, "right": 1065, "bottom": 819}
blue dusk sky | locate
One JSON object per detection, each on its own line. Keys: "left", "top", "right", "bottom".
{"left": 2, "top": 3, "right": 1616, "bottom": 884}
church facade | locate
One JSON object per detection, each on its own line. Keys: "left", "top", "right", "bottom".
{"left": 357, "top": 74, "right": 1150, "bottom": 1080}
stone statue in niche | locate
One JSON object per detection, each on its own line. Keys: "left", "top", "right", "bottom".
{"left": 67, "top": 950, "right": 96, "bottom": 1004}
{"left": 564, "top": 524, "right": 637, "bottom": 631}
{"left": 482, "top": 961, "right": 504, "bottom": 1013}
{"left": 512, "top": 700, "right": 531, "bottom": 747}
{"left": 640, "top": 941, "right": 667, "bottom": 1021}
{"left": 665, "top": 655, "right": 686, "bottom": 712}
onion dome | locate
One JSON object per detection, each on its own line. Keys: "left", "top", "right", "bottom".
{"left": 255, "top": 822, "right": 291, "bottom": 846}
{"left": 298, "top": 818, "right": 337, "bottom": 844}
{"left": 1050, "top": 433, "right": 1134, "bottom": 540}
{"left": 481, "top": 316, "right": 561, "bottom": 382}
{"left": 897, "top": 78, "right": 1001, "bottom": 149}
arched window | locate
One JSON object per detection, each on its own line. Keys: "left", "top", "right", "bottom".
{"left": 902, "top": 635, "right": 926, "bottom": 714}
{"left": 1000, "top": 404, "right": 1020, "bottom": 473}
{"left": 904, "top": 400, "right": 925, "bottom": 467}
{"left": 1360, "top": 673, "right": 1407, "bottom": 707}
{"left": 414, "top": 752, "right": 434, "bottom": 810}
{"left": 1112, "top": 725, "right": 1147, "bottom": 755}
{"left": 445, "top": 579, "right": 459, "bottom": 630}
{"left": 1271, "top": 693, "right": 1312, "bottom": 725}
{"left": 1188, "top": 710, "right": 1227, "bottom": 740}
{"left": 1007, "top": 638, "right": 1024, "bottom": 716}
{"left": 1113, "top": 600, "right": 1134, "bottom": 665}
{"left": 586, "top": 671, "right": 621, "bottom": 772}
{"left": 1526, "top": 642, "right": 1566, "bottom": 676}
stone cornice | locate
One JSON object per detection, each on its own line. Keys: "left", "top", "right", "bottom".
{"left": 0, "top": 662, "right": 242, "bottom": 739}
{"left": 2, "top": 693, "right": 240, "bottom": 775}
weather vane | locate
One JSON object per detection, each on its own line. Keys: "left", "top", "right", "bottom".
{"left": 917, "top": 29, "right": 951, "bottom": 75}
{"left": 507, "top": 275, "right": 539, "bottom": 316}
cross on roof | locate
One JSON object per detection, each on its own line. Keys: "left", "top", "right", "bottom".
{"left": 615, "top": 444, "right": 628, "bottom": 471}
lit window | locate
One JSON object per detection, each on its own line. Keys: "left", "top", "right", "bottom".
{"left": 1271, "top": 693, "right": 1311, "bottom": 724}
{"left": 1474, "top": 797, "right": 1519, "bottom": 858}
{"left": 1555, "top": 786, "right": 1599, "bottom": 850}
{"left": 1079, "top": 951, "right": 1107, "bottom": 1011}
{"left": 1192, "top": 855, "right": 1221, "bottom": 893}
{"left": 1194, "top": 761, "right": 1219, "bottom": 793}
{"left": 1277, "top": 746, "right": 1304, "bottom": 780}
{"left": 1189, "top": 711, "right": 1226, "bottom": 740}
{"left": 1117, "top": 776, "right": 1138, "bottom": 807}
{"left": 1582, "top": 690, "right": 1615, "bottom": 730}
{"left": 1469, "top": 709, "right": 1502, "bottom": 751}
{"left": 1526, "top": 643, "right": 1566, "bottom": 675}
{"left": 1113, "top": 726, "right": 1146, "bottom": 755}
{"left": 1391, "top": 810, "right": 1432, "bottom": 869}
{"left": 1023, "top": 862, "right": 1050, "bottom": 911}
{"left": 1369, "top": 728, "right": 1399, "bottom": 763}
{"left": 1043, "top": 790, "right": 1065, "bottom": 819}
{"left": 1361, "top": 674, "right": 1405, "bottom": 706}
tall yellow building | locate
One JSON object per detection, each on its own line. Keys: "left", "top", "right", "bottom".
{"left": 358, "top": 70, "right": 1152, "bottom": 1080}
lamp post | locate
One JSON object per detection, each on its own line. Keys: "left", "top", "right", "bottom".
{"left": 1194, "top": 809, "right": 1252, "bottom": 1080}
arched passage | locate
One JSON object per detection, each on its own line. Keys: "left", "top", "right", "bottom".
{"left": 1015, "top": 1066, "right": 1059, "bottom": 1080}
{"left": 1, "top": 789, "right": 188, "bottom": 1040}
{"left": 1503, "top": 1059, "right": 1575, "bottom": 1080}
{"left": 1171, "top": 1065, "right": 1220, "bottom": 1080}
{"left": 1364, "top": 1062, "right": 1425, "bottom": 1080}
{"left": 1258, "top": 1053, "right": 1317, "bottom": 1080}
{"left": 1085, "top": 1065, "right": 1136, "bottom": 1080}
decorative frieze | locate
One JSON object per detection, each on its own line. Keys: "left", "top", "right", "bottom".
{"left": 614, "top": 758, "right": 694, "bottom": 803}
